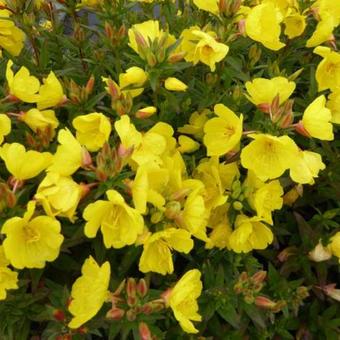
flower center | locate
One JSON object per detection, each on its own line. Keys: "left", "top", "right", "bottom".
{"left": 202, "top": 45, "right": 213, "bottom": 56}
{"left": 224, "top": 126, "right": 235, "bottom": 136}
{"left": 24, "top": 225, "right": 40, "bottom": 243}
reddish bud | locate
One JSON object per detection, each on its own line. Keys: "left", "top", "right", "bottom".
{"left": 295, "top": 121, "right": 310, "bottom": 138}
{"left": 137, "top": 279, "right": 148, "bottom": 298}
{"left": 257, "top": 103, "right": 271, "bottom": 113}
{"left": 106, "top": 307, "right": 125, "bottom": 320}
{"left": 134, "top": 30, "right": 148, "bottom": 49}
{"left": 85, "top": 75, "right": 95, "bottom": 95}
{"left": 117, "top": 144, "right": 133, "bottom": 159}
{"left": 53, "top": 309, "right": 65, "bottom": 321}
{"left": 77, "top": 326, "right": 88, "bottom": 334}
{"left": 255, "top": 296, "right": 277, "bottom": 310}
{"left": 81, "top": 147, "right": 93, "bottom": 169}
{"left": 168, "top": 51, "right": 186, "bottom": 63}
{"left": 251, "top": 271, "right": 267, "bottom": 285}
{"left": 104, "top": 22, "right": 114, "bottom": 39}
{"left": 127, "top": 278, "right": 137, "bottom": 297}
{"left": 126, "top": 308, "right": 137, "bottom": 321}
{"left": 238, "top": 19, "right": 246, "bottom": 35}
{"left": 139, "top": 322, "right": 152, "bottom": 340}
{"left": 278, "top": 246, "right": 298, "bottom": 262}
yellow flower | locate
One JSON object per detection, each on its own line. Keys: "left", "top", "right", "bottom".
{"left": 119, "top": 67, "right": 148, "bottom": 98}
{"left": 306, "top": 0, "right": 340, "bottom": 47}
{"left": 229, "top": 215, "right": 273, "bottom": 253}
{"left": 262, "top": 0, "right": 300, "bottom": 17}
{"left": 195, "top": 157, "right": 238, "bottom": 211}
{"left": 72, "top": 112, "right": 111, "bottom": 152}
{"left": 205, "top": 221, "right": 232, "bottom": 250}
{"left": 245, "top": 3, "right": 285, "bottom": 51}
{"left": 164, "top": 77, "right": 188, "bottom": 92}
{"left": 245, "top": 77, "right": 296, "bottom": 106}
{"left": 37, "top": 71, "right": 65, "bottom": 110}
{"left": 48, "top": 129, "right": 84, "bottom": 176}
{"left": 20, "top": 108, "right": 59, "bottom": 134}
{"left": 0, "top": 266, "right": 18, "bottom": 300}
{"left": 35, "top": 172, "right": 83, "bottom": 222}
{"left": 131, "top": 129, "right": 168, "bottom": 167}
{"left": 68, "top": 256, "right": 110, "bottom": 329}
{"left": 240, "top": 134, "right": 299, "bottom": 181}
{"left": 114, "top": 115, "right": 142, "bottom": 150}
{"left": 0, "top": 114, "right": 11, "bottom": 144}
{"left": 0, "top": 246, "right": 9, "bottom": 268}
{"left": 135, "top": 106, "right": 157, "bottom": 119}
{"left": 327, "top": 89, "right": 340, "bottom": 124}
{"left": 244, "top": 172, "right": 283, "bottom": 225}
{"left": 6, "top": 60, "right": 40, "bottom": 103}
{"left": 179, "top": 189, "right": 208, "bottom": 241}
{"left": 252, "top": 180, "right": 283, "bottom": 225}
{"left": 283, "top": 12, "right": 306, "bottom": 39}
{"left": 132, "top": 163, "right": 169, "bottom": 213}
{"left": 0, "top": 143, "right": 52, "bottom": 180}
{"left": 193, "top": 0, "right": 218, "bottom": 15}
{"left": 306, "top": 13, "right": 336, "bottom": 48}
{"left": 1, "top": 201, "right": 64, "bottom": 269}
{"left": 166, "top": 269, "right": 203, "bottom": 333}
{"left": 83, "top": 190, "right": 144, "bottom": 248}
{"left": 301, "top": 95, "right": 334, "bottom": 141}
{"left": 328, "top": 232, "right": 340, "bottom": 262}
{"left": 139, "top": 228, "right": 193, "bottom": 275}
{"left": 314, "top": 46, "right": 340, "bottom": 92}
{"left": 128, "top": 20, "right": 176, "bottom": 59}
{"left": 0, "top": 246, "right": 18, "bottom": 301}
{"left": 178, "top": 109, "right": 210, "bottom": 140}
{"left": 203, "top": 104, "right": 243, "bottom": 157}
{"left": 178, "top": 136, "right": 200, "bottom": 153}
{"left": 180, "top": 27, "right": 229, "bottom": 72}
{"left": 0, "top": 9, "right": 25, "bottom": 56}
{"left": 289, "top": 150, "right": 326, "bottom": 185}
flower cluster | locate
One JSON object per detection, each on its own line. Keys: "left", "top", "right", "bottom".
{"left": 0, "top": 0, "right": 339, "bottom": 338}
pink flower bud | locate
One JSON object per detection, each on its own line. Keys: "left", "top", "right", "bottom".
{"left": 139, "top": 322, "right": 152, "bottom": 340}
{"left": 295, "top": 120, "right": 311, "bottom": 138}
{"left": 137, "top": 279, "right": 148, "bottom": 298}
{"left": 255, "top": 296, "right": 277, "bottom": 310}
{"left": 106, "top": 307, "right": 125, "bottom": 320}
{"left": 251, "top": 271, "right": 267, "bottom": 284}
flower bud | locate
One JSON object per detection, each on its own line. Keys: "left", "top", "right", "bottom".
{"left": 251, "top": 271, "right": 267, "bottom": 285}
{"left": 257, "top": 103, "right": 271, "bottom": 113}
{"left": 126, "top": 308, "right": 137, "bottom": 321}
{"left": 255, "top": 296, "right": 277, "bottom": 310}
{"left": 139, "top": 322, "right": 152, "bottom": 340}
{"left": 104, "top": 22, "right": 114, "bottom": 39}
{"left": 81, "top": 147, "right": 92, "bottom": 169}
{"left": 53, "top": 309, "right": 65, "bottom": 321}
{"left": 232, "top": 201, "right": 243, "bottom": 211}
{"left": 135, "top": 106, "right": 157, "bottom": 119}
{"left": 277, "top": 246, "right": 298, "bottom": 262}
{"left": 85, "top": 75, "right": 95, "bottom": 95}
{"left": 137, "top": 279, "right": 148, "bottom": 298}
{"left": 106, "top": 307, "right": 125, "bottom": 320}
{"left": 168, "top": 51, "right": 186, "bottom": 63}
{"left": 295, "top": 121, "right": 311, "bottom": 138}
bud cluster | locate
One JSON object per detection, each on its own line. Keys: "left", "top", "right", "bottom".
{"left": 106, "top": 278, "right": 165, "bottom": 322}
{"left": 234, "top": 271, "right": 267, "bottom": 303}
